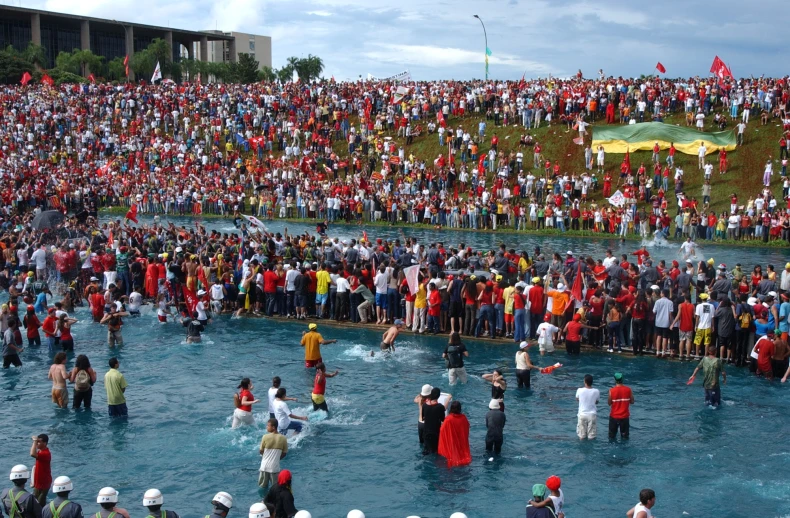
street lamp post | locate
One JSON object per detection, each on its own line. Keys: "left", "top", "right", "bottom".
{"left": 473, "top": 14, "right": 488, "bottom": 80}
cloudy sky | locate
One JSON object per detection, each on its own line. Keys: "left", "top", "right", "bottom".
{"left": 27, "top": 0, "right": 788, "bottom": 80}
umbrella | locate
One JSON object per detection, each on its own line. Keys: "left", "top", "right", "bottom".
{"left": 31, "top": 210, "right": 65, "bottom": 230}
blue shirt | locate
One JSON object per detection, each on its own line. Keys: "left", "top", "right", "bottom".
{"left": 779, "top": 302, "right": 790, "bottom": 333}
{"left": 34, "top": 292, "right": 47, "bottom": 313}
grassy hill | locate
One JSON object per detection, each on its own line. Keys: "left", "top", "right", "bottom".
{"left": 331, "top": 107, "right": 784, "bottom": 220}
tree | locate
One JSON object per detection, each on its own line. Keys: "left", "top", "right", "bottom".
{"left": 0, "top": 47, "right": 34, "bottom": 84}
{"left": 258, "top": 66, "right": 276, "bottom": 82}
{"left": 300, "top": 54, "right": 324, "bottom": 82}
{"left": 234, "top": 52, "right": 260, "bottom": 83}
{"left": 276, "top": 66, "right": 292, "bottom": 83}
{"left": 106, "top": 56, "right": 127, "bottom": 81}
{"left": 21, "top": 43, "right": 47, "bottom": 69}
{"left": 54, "top": 49, "right": 104, "bottom": 77}
{"left": 131, "top": 38, "right": 172, "bottom": 80}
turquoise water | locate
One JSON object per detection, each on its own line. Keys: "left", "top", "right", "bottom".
{"left": 2, "top": 310, "right": 789, "bottom": 517}
{"left": 2, "top": 219, "right": 789, "bottom": 517}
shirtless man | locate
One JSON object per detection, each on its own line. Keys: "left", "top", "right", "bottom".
{"left": 379, "top": 319, "right": 405, "bottom": 352}
{"left": 182, "top": 255, "right": 199, "bottom": 291}
{"left": 48, "top": 352, "right": 69, "bottom": 408}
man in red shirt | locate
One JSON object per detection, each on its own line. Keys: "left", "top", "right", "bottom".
{"left": 670, "top": 294, "right": 696, "bottom": 360}
{"left": 427, "top": 282, "right": 442, "bottom": 334}
{"left": 754, "top": 331, "right": 777, "bottom": 379}
{"left": 527, "top": 277, "right": 545, "bottom": 339}
{"left": 607, "top": 373, "right": 634, "bottom": 440}
{"left": 263, "top": 264, "right": 279, "bottom": 316}
{"left": 29, "top": 434, "right": 51, "bottom": 506}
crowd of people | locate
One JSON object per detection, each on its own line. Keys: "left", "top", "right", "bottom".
{"left": 2, "top": 74, "right": 790, "bottom": 245}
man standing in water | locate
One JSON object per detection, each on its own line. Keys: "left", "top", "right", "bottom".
{"left": 311, "top": 362, "right": 339, "bottom": 412}
{"left": 300, "top": 323, "right": 337, "bottom": 368}
{"left": 258, "top": 418, "right": 288, "bottom": 491}
{"left": 105, "top": 357, "right": 128, "bottom": 418}
{"left": 29, "top": 434, "right": 51, "bottom": 506}
{"left": 688, "top": 345, "right": 727, "bottom": 407}
{"left": 422, "top": 387, "right": 445, "bottom": 455}
{"left": 607, "top": 372, "right": 633, "bottom": 440}
{"left": 626, "top": 489, "right": 657, "bottom": 518}
{"left": 576, "top": 374, "right": 600, "bottom": 440}
{"left": 379, "top": 319, "right": 404, "bottom": 353}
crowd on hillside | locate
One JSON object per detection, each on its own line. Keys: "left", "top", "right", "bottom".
{"left": 2, "top": 74, "right": 790, "bottom": 242}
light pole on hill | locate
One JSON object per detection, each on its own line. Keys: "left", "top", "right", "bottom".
{"left": 473, "top": 14, "right": 488, "bottom": 80}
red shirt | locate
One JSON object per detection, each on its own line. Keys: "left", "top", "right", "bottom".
{"left": 679, "top": 302, "right": 695, "bottom": 332}
{"left": 565, "top": 321, "right": 583, "bottom": 341}
{"left": 428, "top": 290, "right": 441, "bottom": 317}
{"left": 513, "top": 292, "right": 526, "bottom": 310}
{"left": 313, "top": 372, "right": 326, "bottom": 395}
{"left": 528, "top": 286, "right": 545, "bottom": 314}
{"left": 263, "top": 270, "right": 279, "bottom": 293}
{"left": 32, "top": 448, "right": 51, "bottom": 490}
{"left": 609, "top": 385, "right": 633, "bottom": 419}
{"left": 755, "top": 337, "right": 775, "bottom": 374}
{"left": 238, "top": 389, "right": 253, "bottom": 412}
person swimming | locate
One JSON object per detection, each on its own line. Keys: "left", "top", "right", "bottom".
{"left": 379, "top": 319, "right": 405, "bottom": 353}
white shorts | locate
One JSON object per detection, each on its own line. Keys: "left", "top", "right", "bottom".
{"left": 577, "top": 414, "right": 597, "bottom": 439}
{"left": 231, "top": 408, "right": 254, "bottom": 429}
{"left": 539, "top": 340, "right": 555, "bottom": 353}
{"left": 448, "top": 367, "right": 468, "bottom": 385}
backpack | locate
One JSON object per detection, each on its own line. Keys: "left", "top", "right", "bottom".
{"left": 739, "top": 308, "right": 752, "bottom": 329}
{"left": 445, "top": 345, "right": 464, "bottom": 369}
{"left": 233, "top": 393, "right": 241, "bottom": 409}
{"left": 74, "top": 370, "right": 91, "bottom": 392}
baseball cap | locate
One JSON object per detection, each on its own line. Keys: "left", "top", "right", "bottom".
{"left": 420, "top": 384, "right": 432, "bottom": 397}
{"left": 308, "top": 323, "right": 317, "bottom": 330}
{"left": 699, "top": 293, "right": 709, "bottom": 300}
{"left": 488, "top": 399, "right": 500, "bottom": 410}
{"left": 614, "top": 372, "right": 624, "bottom": 382}
{"left": 519, "top": 341, "right": 529, "bottom": 349}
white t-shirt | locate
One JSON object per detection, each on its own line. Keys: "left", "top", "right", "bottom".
{"left": 267, "top": 387, "right": 278, "bottom": 415}
{"left": 576, "top": 387, "right": 600, "bottom": 415}
{"left": 373, "top": 272, "right": 389, "bottom": 294}
{"left": 549, "top": 489, "right": 565, "bottom": 516}
{"left": 335, "top": 276, "right": 350, "bottom": 293}
{"left": 196, "top": 301, "right": 207, "bottom": 321}
{"left": 695, "top": 302, "right": 713, "bottom": 329}
{"left": 633, "top": 502, "right": 653, "bottom": 518}
{"left": 30, "top": 249, "right": 47, "bottom": 269}
{"left": 272, "top": 399, "right": 291, "bottom": 430}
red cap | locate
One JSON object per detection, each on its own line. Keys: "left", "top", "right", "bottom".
{"left": 48, "top": 307, "right": 56, "bottom": 313}
{"left": 572, "top": 313, "right": 581, "bottom": 321}
{"left": 26, "top": 305, "right": 34, "bottom": 311}
{"left": 546, "top": 475, "right": 562, "bottom": 491}
{"left": 447, "top": 275, "right": 454, "bottom": 281}
{"left": 544, "top": 313, "right": 551, "bottom": 322}
{"left": 277, "top": 469, "right": 292, "bottom": 485}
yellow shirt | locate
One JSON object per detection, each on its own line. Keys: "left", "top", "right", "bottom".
{"left": 415, "top": 284, "right": 427, "bottom": 309}
{"left": 316, "top": 271, "right": 331, "bottom": 295}
{"left": 300, "top": 331, "right": 323, "bottom": 361}
{"left": 503, "top": 286, "right": 516, "bottom": 314}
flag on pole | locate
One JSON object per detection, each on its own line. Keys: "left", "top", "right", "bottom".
{"left": 41, "top": 74, "right": 54, "bottom": 86}
{"left": 404, "top": 265, "right": 420, "bottom": 296}
{"left": 518, "top": 73, "right": 526, "bottom": 90}
{"left": 123, "top": 55, "right": 130, "bottom": 78}
{"left": 124, "top": 203, "right": 139, "bottom": 224}
{"left": 151, "top": 61, "right": 162, "bottom": 83}
{"left": 182, "top": 285, "right": 199, "bottom": 316}
{"left": 88, "top": 73, "right": 96, "bottom": 83}
{"left": 241, "top": 214, "right": 269, "bottom": 231}
{"left": 655, "top": 62, "right": 666, "bottom": 74}
{"left": 20, "top": 72, "right": 32, "bottom": 85}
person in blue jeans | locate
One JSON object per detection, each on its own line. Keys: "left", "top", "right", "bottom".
{"left": 476, "top": 284, "right": 496, "bottom": 339}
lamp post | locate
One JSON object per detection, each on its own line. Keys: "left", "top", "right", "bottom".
{"left": 473, "top": 14, "right": 488, "bottom": 80}
{"left": 112, "top": 19, "right": 131, "bottom": 82}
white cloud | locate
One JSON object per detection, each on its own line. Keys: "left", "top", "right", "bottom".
{"left": 306, "top": 10, "right": 332, "bottom": 16}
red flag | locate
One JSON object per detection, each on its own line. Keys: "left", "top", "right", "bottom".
{"left": 709, "top": 56, "right": 723, "bottom": 74}
{"left": 564, "top": 261, "right": 584, "bottom": 312}
{"left": 123, "top": 55, "right": 129, "bottom": 66}
{"left": 41, "top": 74, "right": 54, "bottom": 86}
{"left": 20, "top": 72, "right": 32, "bottom": 85}
{"left": 197, "top": 264, "right": 209, "bottom": 290}
{"left": 518, "top": 73, "right": 526, "bottom": 90}
{"left": 124, "top": 203, "right": 139, "bottom": 224}
{"left": 182, "top": 285, "right": 198, "bottom": 316}
{"left": 362, "top": 230, "right": 368, "bottom": 243}
{"left": 88, "top": 73, "right": 96, "bottom": 83}
{"left": 655, "top": 62, "right": 666, "bottom": 74}
{"left": 108, "top": 229, "right": 114, "bottom": 248}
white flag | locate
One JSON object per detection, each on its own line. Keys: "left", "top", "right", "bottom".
{"left": 151, "top": 61, "right": 162, "bottom": 83}
{"left": 242, "top": 214, "right": 269, "bottom": 231}
{"left": 404, "top": 265, "right": 420, "bottom": 296}
{"left": 608, "top": 189, "right": 625, "bottom": 207}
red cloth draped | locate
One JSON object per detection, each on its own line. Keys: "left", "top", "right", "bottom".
{"left": 438, "top": 413, "right": 471, "bottom": 467}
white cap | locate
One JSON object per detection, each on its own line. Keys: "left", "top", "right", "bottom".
{"left": 52, "top": 476, "right": 73, "bottom": 493}
{"left": 519, "top": 341, "right": 529, "bottom": 349}
{"left": 420, "top": 384, "right": 432, "bottom": 397}
{"left": 143, "top": 488, "right": 163, "bottom": 506}
{"left": 197, "top": 289, "right": 206, "bottom": 296}
{"left": 489, "top": 399, "right": 501, "bottom": 410}
{"left": 566, "top": 250, "right": 573, "bottom": 255}
{"left": 249, "top": 503, "right": 270, "bottom": 518}
{"left": 175, "top": 247, "right": 183, "bottom": 253}
{"left": 747, "top": 296, "right": 758, "bottom": 306}
{"left": 347, "top": 511, "right": 365, "bottom": 518}
{"left": 650, "top": 285, "right": 660, "bottom": 290}
{"left": 768, "top": 291, "right": 778, "bottom": 298}
{"left": 10, "top": 465, "right": 30, "bottom": 480}
{"left": 556, "top": 283, "right": 565, "bottom": 291}
{"left": 212, "top": 492, "right": 233, "bottom": 510}
{"left": 294, "top": 512, "right": 312, "bottom": 518}
{"left": 450, "top": 514, "right": 468, "bottom": 518}
{"left": 97, "top": 487, "right": 119, "bottom": 504}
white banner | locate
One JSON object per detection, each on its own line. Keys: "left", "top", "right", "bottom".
{"left": 404, "top": 265, "right": 420, "bottom": 296}
{"left": 608, "top": 190, "right": 625, "bottom": 207}
{"left": 367, "top": 70, "right": 411, "bottom": 82}
{"left": 242, "top": 214, "right": 269, "bottom": 231}
{"left": 151, "top": 61, "right": 162, "bottom": 83}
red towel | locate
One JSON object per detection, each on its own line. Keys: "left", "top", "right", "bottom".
{"left": 438, "top": 413, "right": 471, "bottom": 467}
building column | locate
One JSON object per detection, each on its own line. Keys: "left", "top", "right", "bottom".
{"left": 125, "top": 25, "right": 135, "bottom": 81}
{"left": 199, "top": 36, "right": 208, "bottom": 62}
{"left": 228, "top": 37, "right": 237, "bottom": 62}
{"left": 187, "top": 42, "right": 194, "bottom": 61}
{"left": 80, "top": 20, "right": 91, "bottom": 76}
{"left": 163, "top": 31, "right": 173, "bottom": 79}
{"left": 31, "top": 13, "right": 41, "bottom": 46}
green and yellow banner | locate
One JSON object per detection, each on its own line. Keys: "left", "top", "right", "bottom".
{"left": 592, "top": 122, "right": 736, "bottom": 155}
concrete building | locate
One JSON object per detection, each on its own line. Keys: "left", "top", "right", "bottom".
{"left": 201, "top": 31, "right": 272, "bottom": 70}
{"left": 0, "top": 6, "right": 271, "bottom": 79}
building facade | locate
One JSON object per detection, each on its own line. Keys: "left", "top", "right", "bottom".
{"left": 0, "top": 6, "right": 271, "bottom": 79}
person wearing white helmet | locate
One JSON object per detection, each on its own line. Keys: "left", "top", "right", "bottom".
{"left": 95, "top": 487, "right": 129, "bottom": 518}
{"left": 293, "top": 512, "right": 311, "bottom": 518}
{"left": 347, "top": 511, "right": 365, "bottom": 518}
{"left": 142, "top": 489, "right": 179, "bottom": 518}
{"left": 1, "top": 465, "right": 42, "bottom": 518}
{"left": 208, "top": 492, "right": 233, "bottom": 518}
{"left": 247, "top": 503, "right": 269, "bottom": 518}
{"left": 449, "top": 513, "right": 468, "bottom": 518}
{"left": 41, "top": 476, "right": 82, "bottom": 518}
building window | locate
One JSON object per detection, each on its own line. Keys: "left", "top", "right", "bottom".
{"left": 249, "top": 37, "right": 255, "bottom": 51}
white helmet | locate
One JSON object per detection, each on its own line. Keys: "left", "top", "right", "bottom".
{"left": 450, "top": 514, "right": 468, "bottom": 518}
{"left": 347, "top": 512, "right": 365, "bottom": 518}
{"left": 212, "top": 492, "right": 233, "bottom": 510}
{"left": 52, "top": 476, "right": 73, "bottom": 493}
{"left": 294, "top": 512, "right": 312, "bottom": 518}
{"left": 143, "top": 489, "right": 164, "bottom": 506}
{"left": 97, "top": 487, "right": 119, "bottom": 504}
{"left": 248, "top": 503, "right": 270, "bottom": 518}
{"left": 9, "top": 465, "right": 30, "bottom": 481}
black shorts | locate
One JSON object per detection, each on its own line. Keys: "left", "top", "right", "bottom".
{"left": 449, "top": 300, "right": 463, "bottom": 318}
{"left": 656, "top": 326, "right": 670, "bottom": 338}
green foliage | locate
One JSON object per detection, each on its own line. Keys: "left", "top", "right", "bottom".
{"left": 258, "top": 66, "right": 276, "bottom": 82}
{"left": 131, "top": 38, "right": 171, "bottom": 80}
{"left": 234, "top": 52, "right": 259, "bottom": 83}
{"left": 21, "top": 43, "right": 47, "bottom": 68}
{"left": 106, "top": 56, "right": 127, "bottom": 82}
{"left": 276, "top": 55, "right": 324, "bottom": 83}
{"left": 0, "top": 46, "right": 33, "bottom": 84}
{"left": 54, "top": 49, "right": 104, "bottom": 76}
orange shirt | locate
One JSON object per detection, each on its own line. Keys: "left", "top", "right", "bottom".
{"left": 547, "top": 289, "right": 570, "bottom": 315}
